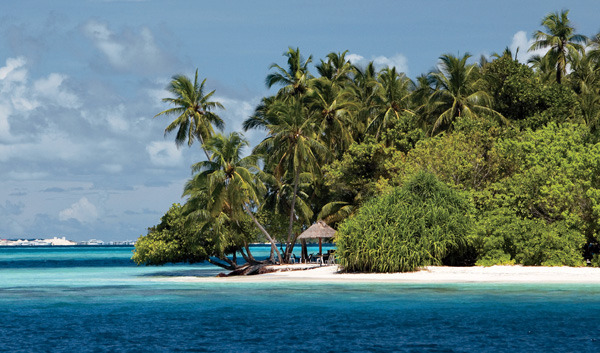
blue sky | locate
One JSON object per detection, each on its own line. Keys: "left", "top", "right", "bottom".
{"left": 1, "top": 0, "right": 599, "bottom": 241}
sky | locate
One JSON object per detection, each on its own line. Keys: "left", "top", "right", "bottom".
{"left": 1, "top": 0, "right": 599, "bottom": 242}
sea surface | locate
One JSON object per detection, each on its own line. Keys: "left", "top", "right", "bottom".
{"left": 1, "top": 246, "right": 600, "bottom": 352}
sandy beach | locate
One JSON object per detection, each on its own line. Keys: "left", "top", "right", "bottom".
{"left": 161, "top": 264, "right": 600, "bottom": 284}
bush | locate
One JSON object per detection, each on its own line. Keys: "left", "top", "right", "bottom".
{"left": 335, "top": 172, "right": 473, "bottom": 272}
{"left": 473, "top": 208, "right": 586, "bottom": 266}
{"left": 132, "top": 204, "right": 210, "bottom": 265}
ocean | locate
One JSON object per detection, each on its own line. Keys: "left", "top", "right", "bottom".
{"left": 1, "top": 246, "right": 600, "bottom": 352}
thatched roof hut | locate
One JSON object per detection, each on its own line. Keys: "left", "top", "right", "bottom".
{"left": 297, "top": 221, "right": 336, "bottom": 256}
{"left": 297, "top": 221, "right": 336, "bottom": 240}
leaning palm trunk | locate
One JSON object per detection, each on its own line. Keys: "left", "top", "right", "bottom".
{"left": 243, "top": 204, "right": 283, "bottom": 263}
{"left": 197, "top": 134, "right": 212, "bottom": 162}
{"left": 206, "top": 257, "right": 238, "bottom": 271}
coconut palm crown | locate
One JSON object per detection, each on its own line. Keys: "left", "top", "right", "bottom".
{"left": 428, "top": 53, "right": 505, "bottom": 134}
{"left": 529, "top": 10, "right": 587, "bottom": 84}
{"left": 266, "top": 47, "right": 313, "bottom": 97}
{"left": 154, "top": 69, "right": 224, "bottom": 159}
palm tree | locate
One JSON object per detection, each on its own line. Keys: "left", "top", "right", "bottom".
{"left": 306, "top": 78, "right": 356, "bottom": 157}
{"left": 578, "top": 88, "right": 600, "bottom": 132}
{"left": 315, "top": 50, "right": 355, "bottom": 87}
{"left": 248, "top": 97, "right": 330, "bottom": 262}
{"left": 492, "top": 47, "right": 519, "bottom": 61}
{"left": 529, "top": 10, "right": 587, "bottom": 84}
{"left": 528, "top": 54, "right": 557, "bottom": 84}
{"left": 412, "top": 74, "right": 436, "bottom": 131}
{"left": 368, "top": 67, "right": 414, "bottom": 140}
{"left": 265, "top": 47, "right": 313, "bottom": 97}
{"left": 185, "top": 132, "right": 283, "bottom": 263}
{"left": 570, "top": 52, "right": 600, "bottom": 131}
{"left": 154, "top": 69, "right": 224, "bottom": 160}
{"left": 588, "top": 32, "right": 600, "bottom": 65}
{"left": 349, "top": 61, "right": 378, "bottom": 141}
{"left": 569, "top": 52, "right": 600, "bottom": 92}
{"left": 428, "top": 53, "right": 505, "bottom": 134}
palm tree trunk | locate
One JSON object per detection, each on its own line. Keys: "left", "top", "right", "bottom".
{"left": 243, "top": 242, "right": 257, "bottom": 263}
{"left": 285, "top": 169, "right": 300, "bottom": 263}
{"left": 243, "top": 203, "right": 283, "bottom": 263}
{"left": 197, "top": 134, "right": 212, "bottom": 161}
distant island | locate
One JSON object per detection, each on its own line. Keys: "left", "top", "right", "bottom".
{"left": 0, "top": 237, "right": 136, "bottom": 246}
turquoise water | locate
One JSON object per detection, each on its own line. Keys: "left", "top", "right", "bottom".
{"left": 1, "top": 246, "right": 600, "bottom": 352}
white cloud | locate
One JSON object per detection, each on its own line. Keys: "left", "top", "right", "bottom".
{"left": 146, "top": 80, "right": 170, "bottom": 108}
{"left": 146, "top": 141, "right": 183, "bottom": 167}
{"left": 510, "top": 31, "right": 549, "bottom": 64}
{"left": 0, "top": 57, "right": 81, "bottom": 146}
{"left": 10, "top": 89, "right": 39, "bottom": 112}
{"left": 346, "top": 53, "right": 365, "bottom": 65}
{"left": 0, "top": 130, "right": 85, "bottom": 164}
{"left": 81, "top": 104, "right": 130, "bottom": 134}
{"left": 215, "top": 96, "right": 254, "bottom": 129}
{"left": 59, "top": 197, "right": 99, "bottom": 223}
{"left": 347, "top": 53, "right": 409, "bottom": 74}
{"left": 0, "top": 57, "right": 38, "bottom": 116}
{"left": 0, "top": 103, "right": 12, "bottom": 142}
{"left": 106, "top": 106, "right": 129, "bottom": 133}
{"left": 82, "top": 20, "right": 171, "bottom": 73}
{"left": 213, "top": 95, "right": 265, "bottom": 151}
{"left": 0, "top": 57, "right": 27, "bottom": 82}
{"left": 33, "top": 73, "right": 81, "bottom": 109}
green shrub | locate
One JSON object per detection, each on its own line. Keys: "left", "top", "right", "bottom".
{"left": 336, "top": 172, "right": 473, "bottom": 272}
{"left": 474, "top": 208, "right": 586, "bottom": 266}
{"left": 132, "top": 204, "right": 210, "bottom": 265}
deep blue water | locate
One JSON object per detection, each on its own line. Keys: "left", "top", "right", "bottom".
{"left": 1, "top": 246, "right": 600, "bottom": 352}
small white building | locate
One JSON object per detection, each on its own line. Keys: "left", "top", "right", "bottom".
{"left": 44, "top": 237, "right": 77, "bottom": 246}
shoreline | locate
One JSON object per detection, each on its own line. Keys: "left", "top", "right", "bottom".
{"left": 160, "top": 264, "right": 600, "bottom": 284}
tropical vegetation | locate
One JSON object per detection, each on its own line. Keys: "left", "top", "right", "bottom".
{"left": 336, "top": 172, "right": 472, "bottom": 272}
{"left": 134, "top": 10, "right": 600, "bottom": 273}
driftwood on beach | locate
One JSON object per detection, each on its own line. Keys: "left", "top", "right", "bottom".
{"left": 218, "top": 264, "right": 278, "bottom": 276}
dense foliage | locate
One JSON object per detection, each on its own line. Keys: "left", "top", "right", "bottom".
{"left": 135, "top": 9, "right": 600, "bottom": 272}
{"left": 133, "top": 204, "right": 209, "bottom": 266}
{"left": 336, "top": 172, "right": 472, "bottom": 272}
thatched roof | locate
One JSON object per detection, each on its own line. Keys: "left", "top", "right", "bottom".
{"left": 297, "top": 221, "right": 336, "bottom": 239}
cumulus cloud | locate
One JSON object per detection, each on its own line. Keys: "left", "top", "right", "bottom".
{"left": 59, "top": 197, "right": 99, "bottom": 223}
{"left": 0, "top": 57, "right": 27, "bottom": 83}
{"left": 0, "top": 130, "right": 85, "bottom": 164}
{"left": 212, "top": 95, "right": 265, "bottom": 151}
{"left": 0, "top": 57, "right": 83, "bottom": 144}
{"left": 347, "top": 53, "right": 409, "bottom": 74}
{"left": 81, "top": 104, "right": 130, "bottom": 134}
{"left": 33, "top": 73, "right": 81, "bottom": 109}
{"left": 0, "top": 57, "right": 37, "bottom": 126}
{"left": 82, "top": 20, "right": 173, "bottom": 74}
{"left": 510, "top": 31, "right": 549, "bottom": 64}
{"left": 0, "top": 104, "right": 12, "bottom": 142}
{"left": 146, "top": 141, "right": 183, "bottom": 167}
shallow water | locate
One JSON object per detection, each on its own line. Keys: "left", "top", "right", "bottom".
{"left": 1, "top": 246, "right": 599, "bottom": 352}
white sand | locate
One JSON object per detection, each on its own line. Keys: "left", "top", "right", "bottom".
{"left": 160, "top": 264, "right": 600, "bottom": 284}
